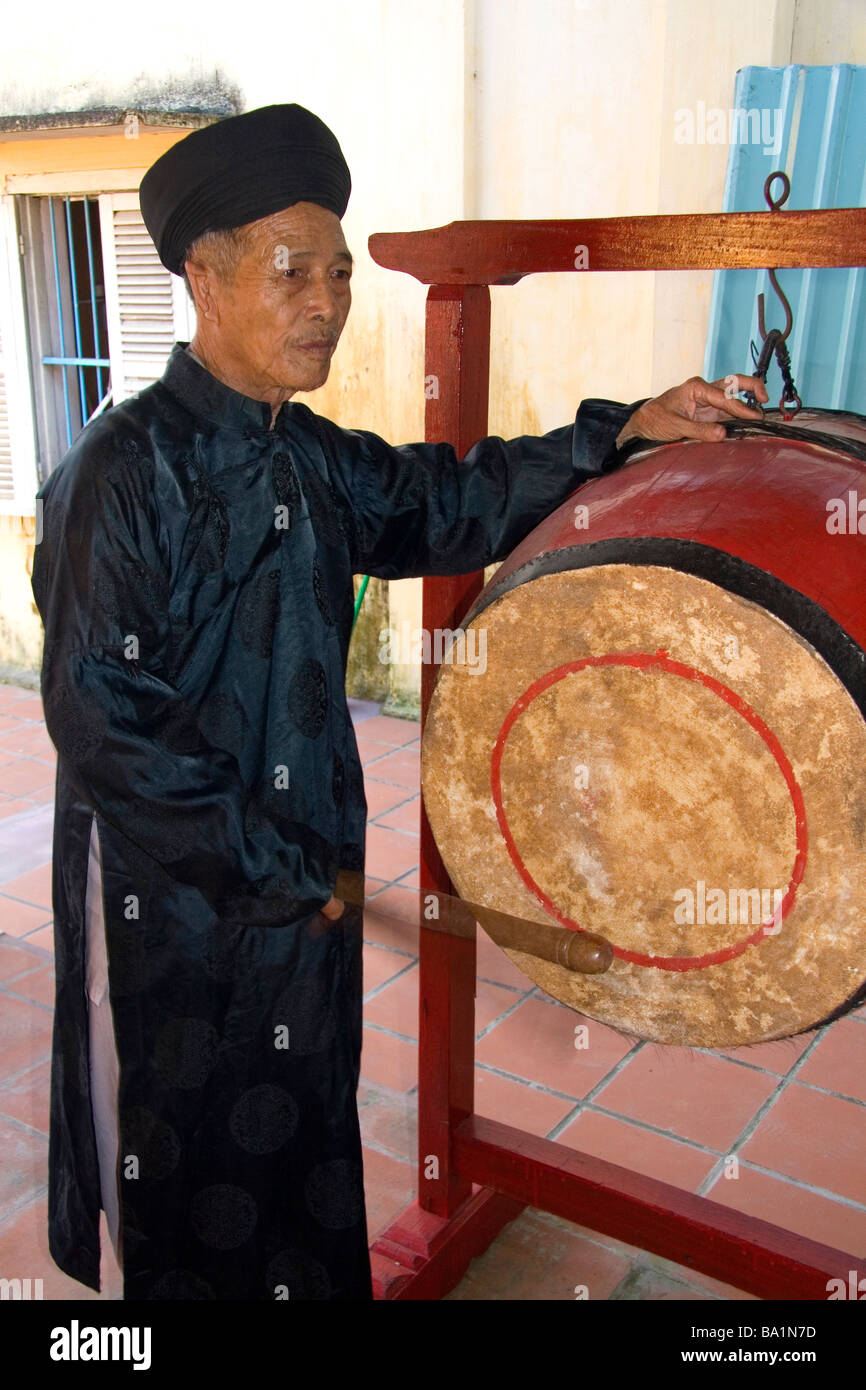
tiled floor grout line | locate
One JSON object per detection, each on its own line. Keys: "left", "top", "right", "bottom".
{"left": 570, "top": 1037, "right": 648, "bottom": 1097}
{"left": 0, "top": 891, "right": 53, "bottom": 911}
{"left": 767, "top": 1073, "right": 866, "bottom": 1109}
{"left": 0, "top": 1107, "right": 51, "bottom": 1142}
{"left": 692, "top": 1046, "right": 813, "bottom": 1075}
{"left": 473, "top": 1059, "right": 591, "bottom": 1103}
{"left": 544, "top": 1044, "right": 648, "bottom": 1141}
{"left": 7, "top": 934, "right": 53, "bottom": 954}
{"left": 367, "top": 787, "right": 420, "bottom": 807}
{"left": 363, "top": 1021, "right": 417, "bottom": 1046}
{"left": 607, "top": 1263, "right": 724, "bottom": 1302}
{"left": 472, "top": 1055, "right": 639, "bottom": 1109}
{"left": 363, "top": 791, "right": 419, "bottom": 807}
{"left": 725, "top": 1158, "right": 866, "bottom": 1214}
{"left": 0, "top": 957, "right": 52, "bottom": 982}
{"left": 605, "top": 1268, "right": 643, "bottom": 1300}
{"left": 526, "top": 1208, "right": 729, "bottom": 1291}
{"left": 372, "top": 867, "right": 418, "bottom": 891}
{"left": 0, "top": 750, "right": 56, "bottom": 762}
{"left": 0, "top": 1186, "right": 49, "bottom": 1234}
{"left": 364, "top": 892, "right": 562, "bottom": 993}
{"left": 360, "top": 739, "right": 417, "bottom": 762}
{"left": 357, "top": 1134, "right": 415, "bottom": 1167}
{"left": 557, "top": 1099, "right": 726, "bottom": 1157}
{"left": 0, "top": 985, "right": 54, "bottom": 1013}
{"left": 368, "top": 807, "right": 420, "bottom": 831}
{"left": 0, "top": 1047, "right": 53, "bottom": 1082}
{"left": 585, "top": 1100, "right": 763, "bottom": 1159}
{"left": 365, "top": 823, "right": 421, "bottom": 840}
{"left": 362, "top": 947, "right": 537, "bottom": 1006}
{"left": 0, "top": 1055, "right": 53, "bottom": 1091}
{"left": 361, "top": 956, "right": 419, "bottom": 1005}
{"left": 695, "top": 1025, "right": 830, "bottom": 1197}
{"left": 361, "top": 937, "right": 417, "bottom": 962}
{"left": 473, "top": 989, "right": 537, "bottom": 1042}
{"left": 0, "top": 937, "right": 53, "bottom": 960}
{"left": 0, "top": 1105, "right": 49, "bottom": 1139}
{"left": 554, "top": 1104, "right": 866, "bottom": 1216}
{"left": 474, "top": 974, "right": 530, "bottom": 995}
{"left": 359, "top": 1076, "right": 418, "bottom": 1103}
{"left": 543, "top": 1101, "right": 592, "bottom": 1142}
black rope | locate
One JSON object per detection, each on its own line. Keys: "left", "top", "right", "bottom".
{"left": 614, "top": 409, "right": 866, "bottom": 469}
{"left": 772, "top": 336, "right": 802, "bottom": 417}
{"left": 743, "top": 329, "right": 802, "bottom": 419}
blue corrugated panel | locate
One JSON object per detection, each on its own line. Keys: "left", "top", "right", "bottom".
{"left": 702, "top": 64, "right": 866, "bottom": 412}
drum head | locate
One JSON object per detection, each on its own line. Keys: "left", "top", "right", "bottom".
{"left": 421, "top": 563, "right": 866, "bottom": 1046}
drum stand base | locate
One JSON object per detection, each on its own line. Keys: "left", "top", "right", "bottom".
{"left": 371, "top": 1116, "right": 861, "bottom": 1300}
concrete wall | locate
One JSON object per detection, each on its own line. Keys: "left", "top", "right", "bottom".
{"left": 0, "top": 517, "right": 39, "bottom": 667}
{"left": 0, "top": 0, "right": 864, "bottom": 709}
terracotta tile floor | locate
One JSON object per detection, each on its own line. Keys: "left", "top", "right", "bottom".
{"left": 1, "top": 681, "right": 864, "bottom": 1301}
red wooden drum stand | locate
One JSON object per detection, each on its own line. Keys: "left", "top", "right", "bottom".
{"left": 365, "top": 207, "right": 866, "bottom": 1300}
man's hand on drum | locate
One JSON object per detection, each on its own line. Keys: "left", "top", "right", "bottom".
{"left": 616, "top": 374, "right": 769, "bottom": 449}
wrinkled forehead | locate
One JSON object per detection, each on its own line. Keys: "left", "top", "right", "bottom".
{"left": 239, "top": 203, "right": 352, "bottom": 270}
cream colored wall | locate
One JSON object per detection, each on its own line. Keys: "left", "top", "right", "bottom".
{"left": 651, "top": 0, "right": 794, "bottom": 395}
{"left": 790, "top": 0, "right": 866, "bottom": 63}
{"left": 0, "top": 518, "right": 40, "bottom": 667}
{"left": 1, "top": 0, "right": 864, "bottom": 704}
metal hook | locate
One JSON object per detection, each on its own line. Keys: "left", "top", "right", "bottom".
{"left": 763, "top": 170, "right": 791, "bottom": 212}
{"left": 757, "top": 270, "right": 793, "bottom": 341}
{"left": 757, "top": 170, "right": 794, "bottom": 342}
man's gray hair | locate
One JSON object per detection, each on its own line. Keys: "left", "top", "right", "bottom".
{"left": 181, "top": 226, "right": 254, "bottom": 300}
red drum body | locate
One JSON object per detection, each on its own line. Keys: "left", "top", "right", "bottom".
{"left": 421, "top": 411, "right": 866, "bottom": 1046}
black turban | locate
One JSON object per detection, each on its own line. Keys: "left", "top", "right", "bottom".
{"left": 139, "top": 103, "right": 351, "bottom": 276}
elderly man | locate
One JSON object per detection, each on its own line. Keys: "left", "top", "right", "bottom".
{"left": 31, "top": 103, "right": 766, "bottom": 1302}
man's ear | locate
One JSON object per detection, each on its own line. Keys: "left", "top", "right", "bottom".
{"left": 184, "top": 259, "right": 221, "bottom": 323}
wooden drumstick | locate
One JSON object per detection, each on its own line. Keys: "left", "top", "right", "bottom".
{"left": 333, "top": 870, "right": 613, "bottom": 975}
{"left": 437, "top": 892, "right": 614, "bottom": 975}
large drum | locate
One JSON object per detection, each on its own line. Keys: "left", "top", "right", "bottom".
{"left": 421, "top": 410, "right": 866, "bottom": 1047}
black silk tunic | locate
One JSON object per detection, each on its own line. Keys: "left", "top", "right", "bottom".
{"left": 31, "top": 342, "right": 636, "bottom": 1299}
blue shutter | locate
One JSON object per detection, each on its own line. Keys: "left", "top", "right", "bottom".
{"left": 702, "top": 64, "right": 866, "bottom": 413}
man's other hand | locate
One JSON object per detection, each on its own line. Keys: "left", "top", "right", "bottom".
{"left": 319, "top": 895, "right": 346, "bottom": 920}
{"left": 615, "top": 375, "right": 769, "bottom": 450}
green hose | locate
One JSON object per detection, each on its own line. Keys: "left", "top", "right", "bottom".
{"left": 352, "top": 574, "right": 370, "bottom": 631}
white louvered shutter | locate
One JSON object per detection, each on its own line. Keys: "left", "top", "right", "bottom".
{"left": 99, "top": 191, "right": 194, "bottom": 404}
{"left": 0, "top": 323, "right": 13, "bottom": 501}
{"left": 0, "top": 193, "right": 38, "bottom": 507}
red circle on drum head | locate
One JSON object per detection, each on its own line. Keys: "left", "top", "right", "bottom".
{"left": 489, "top": 649, "right": 808, "bottom": 972}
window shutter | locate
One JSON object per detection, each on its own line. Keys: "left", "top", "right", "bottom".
{"left": 99, "top": 191, "right": 194, "bottom": 404}
{"left": 0, "top": 322, "right": 13, "bottom": 501}
{"left": 0, "top": 193, "right": 38, "bottom": 508}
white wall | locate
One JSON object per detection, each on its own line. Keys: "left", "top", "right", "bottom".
{"left": 2, "top": 0, "right": 865, "bottom": 695}
{"left": 4, "top": 0, "right": 866, "bottom": 435}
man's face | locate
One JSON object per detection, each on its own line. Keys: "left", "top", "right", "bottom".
{"left": 191, "top": 202, "right": 353, "bottom": 398}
